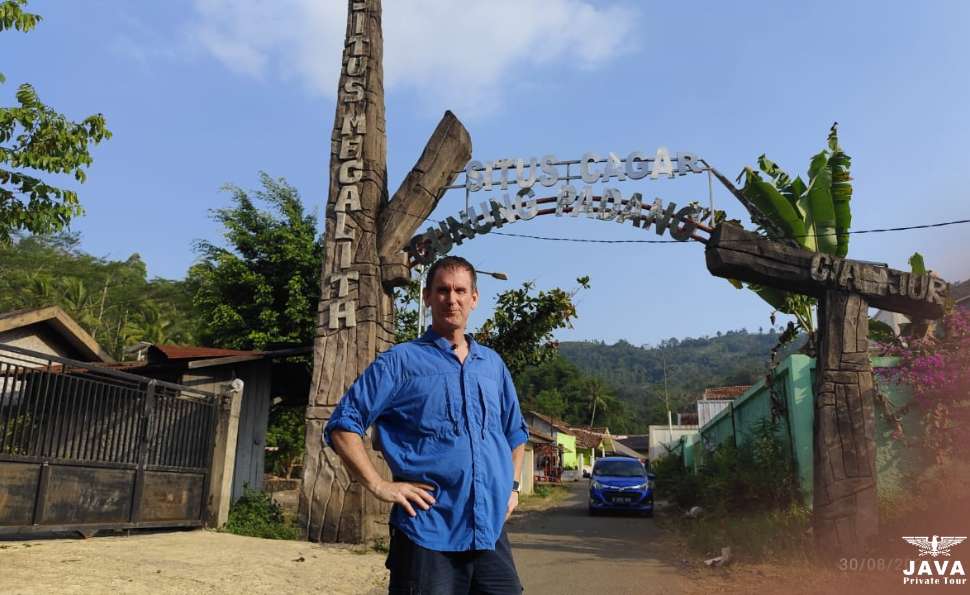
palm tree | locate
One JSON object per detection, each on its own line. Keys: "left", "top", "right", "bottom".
{"left": 585, "top": 377, "right": 610, "bottom": 427}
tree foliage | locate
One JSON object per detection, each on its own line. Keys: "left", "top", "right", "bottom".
{"left": 0, "top": 232, "right": 196, "bottom": 357}
{"left": 877, "top": 307, "right": 970, "bottom": 462}
{"left": 554, "top": 330, "right": 793, "bottom": 430}
{"left": 265, "top": 406, "right": 307, "bottom": 479}
{"left": 474, "top": 276, "right": 590, "bottom": 377}
{"left": 185, "top": 173, "right": 322, "bottom": 351}
{"left": 0, "top": 0, "right": 111, "bottom": 244}
{"left": 514, "top": 355, "right": 632, "bottom": 432}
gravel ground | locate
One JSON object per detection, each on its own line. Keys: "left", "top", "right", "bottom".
{"left": 0, "top": 530, "right": 388, "bottom": 594}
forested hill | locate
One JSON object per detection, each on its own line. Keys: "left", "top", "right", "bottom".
{"left": 557, "top": 330, "right": 785, "bottom": 425}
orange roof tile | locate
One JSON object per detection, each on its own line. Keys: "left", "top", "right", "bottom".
{"left": 702, "top": 385, "right": 752, "bottom": 400}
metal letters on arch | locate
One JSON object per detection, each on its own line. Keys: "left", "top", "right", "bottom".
{"left": 406, "top": 149, "right": 713, "bottom": 266}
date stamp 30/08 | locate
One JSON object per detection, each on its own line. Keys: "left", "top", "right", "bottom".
{"left": 838, "top": 558, "right": 906, "bottom": 572}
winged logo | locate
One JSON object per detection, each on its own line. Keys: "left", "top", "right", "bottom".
{"left": 902, "top": 535, "right": 967, "bottom": 557}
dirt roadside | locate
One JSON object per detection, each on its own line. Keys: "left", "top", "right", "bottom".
{"left": 0, "top": 530, "right": 388, "bottom": 595}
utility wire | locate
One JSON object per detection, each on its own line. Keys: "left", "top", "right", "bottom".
{"left": 486, "top": 218, "right": 970, "bottom": 245}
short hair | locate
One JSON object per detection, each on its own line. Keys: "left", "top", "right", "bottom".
{"left": 425, "top": 256, "right": 477, "bottom": 292}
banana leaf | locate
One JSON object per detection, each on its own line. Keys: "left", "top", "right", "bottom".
{"left": 805, "top": 151, "right": 838, "bottom": 254}
{"left": 739, "top": 168, "right": 807, "bottom": 241}
{"left": 909, "top": 252, "right": 926, "bottom": 274}
{"left": 788, "top": 176, "right": 816, "bottom": 252}
{"left": 827, "top": 124, "right": 852, "bottom": 257}
{"left": 757, "top": 154, "right": 792, "bottom": 189}
{"left": 749, "top": 284, "right": 790, "bottom": 311}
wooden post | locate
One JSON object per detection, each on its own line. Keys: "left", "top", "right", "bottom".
{"left": 705, "top": 223, "right": 949, "bottom": 557}
{"left": 302, "top": 0, "right": 471, "bottom": 544}
{"left": 813, "top": 290, "right": 879, "bottom": 555}
{"left": 207, "top": 378, "right": 244, "bottom": 528}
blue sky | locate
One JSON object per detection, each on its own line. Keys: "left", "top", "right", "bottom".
{"left": 3, "top": 0, "right": 968, "bottom": 346}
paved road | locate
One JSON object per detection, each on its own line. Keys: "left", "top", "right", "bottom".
{"left": 507, "top": 482, "right": 689, "bottom": 595}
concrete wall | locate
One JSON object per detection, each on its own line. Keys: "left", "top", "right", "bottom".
{"left": 181, "top": 360, "right": 272, "bottom": 502}
{"left": 697, "top": 400, "right": 732, "bottom": 428}
{"left": 556, "top": 432, "right": 577, "bottom": 469}
{"left": 686, "top": 354, "right": 924, "bottom": 506}
{"left": 520, "top": 444, "right": 535, "bottom": 496}
{"left": 648, "top": 425, "right": 698, "bottom": 462}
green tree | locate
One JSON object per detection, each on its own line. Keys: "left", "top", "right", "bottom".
{"left": 474, "top": 276, "right": 590, "bottom": 377}
{"left": 514, "top": 355, "right": 631, "bottom": 432}
{"left": 393, "top": 279, "right": 420, "bottom": 343}
{"left": 265, "top": 407, "right": 306, "bottom": 478}
{"left": 0, "top": 232, "right": 196, "bottom": 357}
{"left": 1, "top": 1, "right": 111, "bottom": 244}
{"left": 186, "top": 173, "right": 322, "bottom": 351}
{"left": 719, "top": 124, "right": 853, "bottom": 345}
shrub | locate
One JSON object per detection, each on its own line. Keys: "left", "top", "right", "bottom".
{"left": 653, "top": 419, "right": 801, "bottom": 513}
{"left": 223, "top": 487, "right": 300, "bottom": 540}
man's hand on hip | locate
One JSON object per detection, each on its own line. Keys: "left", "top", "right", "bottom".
{"left": 370, "top": 480, "right": 436, "bottom": 517}
{"left": 505, "top": 490, "right": 519, "bottom": 522}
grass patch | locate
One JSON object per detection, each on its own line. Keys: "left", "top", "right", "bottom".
{"left": 517, "top": 484, "right": 569, "bottom": 512}
{"left": 654, "top": 419, "right": 815, "bottom": 563}
{"left": 223, "top": 487, "right": 300, "bottom": 540}
{"left": 660, "top": 505, "right": 815, "bottom": 563}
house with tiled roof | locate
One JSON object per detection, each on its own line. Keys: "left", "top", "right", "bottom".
{"left": 697, "top": 385, "right": 752, "bottom": 428}
{"left": 702, "top": 385, "right": 752, "bottom": 400}
{"left": 522, "top": 411, "right": 574, "bottom": 489}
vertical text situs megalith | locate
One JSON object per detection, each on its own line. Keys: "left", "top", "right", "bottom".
{"left": 301, "top": 0, "right": 471, "bottom": 543}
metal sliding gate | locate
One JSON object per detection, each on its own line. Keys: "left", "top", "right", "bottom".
{"left": 0, "top": 344, "right": 220, "bottom": 537}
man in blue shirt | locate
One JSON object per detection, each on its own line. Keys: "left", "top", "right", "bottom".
{"left": 325, "top": 256, "right": 529, "bottom": 594}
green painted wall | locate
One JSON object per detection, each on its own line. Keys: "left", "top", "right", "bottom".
{"left": 691, "top": 354, "right": 924, "bottom": 507}
{"left": 557, "top": 433, "right": 577, "bottom": 469}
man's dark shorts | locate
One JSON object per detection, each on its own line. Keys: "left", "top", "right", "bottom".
{"left": 386, "top": 526, "right": 523, "bottom": 594}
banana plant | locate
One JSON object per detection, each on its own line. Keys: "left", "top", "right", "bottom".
{"left": 722, "top": 124, "right": 853, "bottom": 344}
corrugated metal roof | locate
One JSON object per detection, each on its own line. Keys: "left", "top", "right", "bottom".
{"left": 151, "top": 345, "right": 259, "bottom": 360}
{"left": 952, "top": 279, "right": 970, "bottom": 304}
{"left": 702, "top": 385, "right": 752, "bottom": 400}
{"left": 616, "top": 435, "right": 650, "bottom": 452}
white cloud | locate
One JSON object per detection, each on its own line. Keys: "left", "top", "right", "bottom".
{"left": 185, "top": 0, "right": 640, "bottom": 116}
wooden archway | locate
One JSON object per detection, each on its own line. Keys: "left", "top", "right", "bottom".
{"left": 304, "top": 0, "right": 951, "bottom": 558}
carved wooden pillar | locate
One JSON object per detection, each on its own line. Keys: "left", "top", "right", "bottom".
{"left": 301, "top": 0, "right": 471, "bottom": 544}
{"left": 300, "top": 0, "right": 394, "bottom": 545}
{"left": 813, "top": 289, "right": 878, "bottom": 555}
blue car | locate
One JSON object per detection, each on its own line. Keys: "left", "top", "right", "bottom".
{"left": 588, "top": 456, "right": 654, "bottom": 517}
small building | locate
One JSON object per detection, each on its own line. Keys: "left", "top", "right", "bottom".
{"left": 568, "top": 427, "right": 605, "bottom": 476}
{"left": 523, "top": 411, "right": 572, "bottom": 484}
{"left": 696, "top": 385, "right": 751, "bottom": 428}
{"left": 614, "top": 434, "right": 649, "bottom": 459}
{"left": 520, "top": 427, "right": 556, "bottom": 496}
{"left": 118, "top": 344, "right": 310, "bottom": 502}
{"left": 0, "top": 306, "right": 113, "bottom": 366}
{"left": 954, "top": 279, "right": 970, "bottom": 308}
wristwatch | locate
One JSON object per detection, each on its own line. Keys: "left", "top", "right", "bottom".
{"left": 512, "top": 480, "right": 520, "bottom": 493}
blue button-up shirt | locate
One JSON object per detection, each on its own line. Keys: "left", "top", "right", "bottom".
{"left": 323, "top": 329, "right": 529, "bottom": 552}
